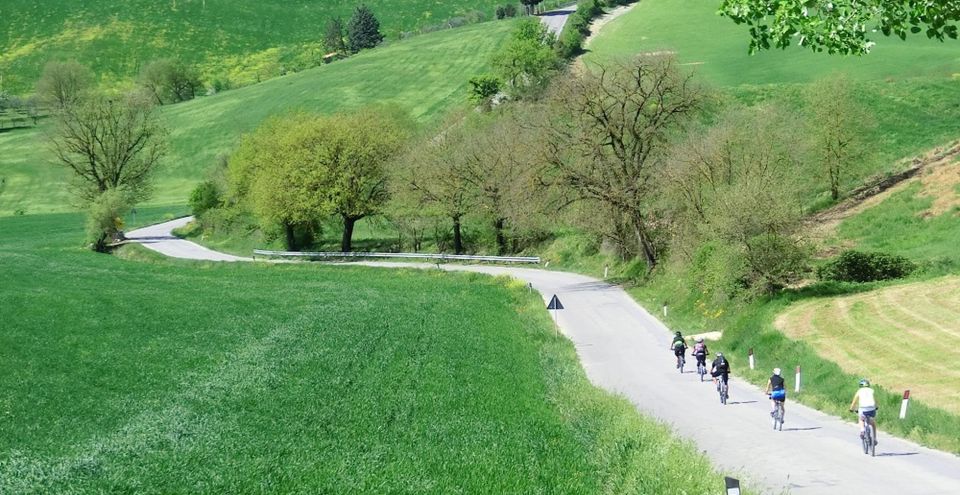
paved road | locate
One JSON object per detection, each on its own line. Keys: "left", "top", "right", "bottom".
{"left": 129, "top": 220, "right": 960, "bottom": 494}
{"left": 126, "top": 217, "right": 250, "bottom": 262}
{"left": 538, "top": 4, "right": 576, "bottom": 35}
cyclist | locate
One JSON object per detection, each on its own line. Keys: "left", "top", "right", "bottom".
{"left": 691, "top": 337, "right": 709, "bottom": 371}
{"left": 765, "top": 368, "right": 786, "bottom": 421}
{"left": 710, "top": 352, "right": 731, "bottom": 396}
{"left": 669, "top": 331, "right": 687, "bottom": 369}
{"left": 849, "top": 378, "right": 878, "bottom": 446}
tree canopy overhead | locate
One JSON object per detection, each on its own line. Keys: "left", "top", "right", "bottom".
{"left": 719, "top": 0, "right": 960, "bottom": 54}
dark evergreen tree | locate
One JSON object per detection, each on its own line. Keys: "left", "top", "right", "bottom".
{"left": 347, "top": 5, "right": 384, "bottom": 53}
{"left": 323, "top": 17, "right": 346, "bottom": 53}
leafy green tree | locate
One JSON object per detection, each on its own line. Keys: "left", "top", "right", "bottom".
{"left": 492, "top": 19, "right": 561, "bottom": 98}
{"left": 35, "top": 60, "right": 94, "bottom": 109}
{"left": 324, "top": 17, "right": 347, "bottom": 53}
{"left": 347, "top": 5, "right": 385, "bottom": 53}
{"left": 326, "top": 108, "right": 410, "bottom": 251}
{"left": 137, "top": 59, "right": 202, "bottom": 105}
{"left": 227, "top": 113, "right": 332, "bottom": 251}
{"left": 520, "top": 0, "right": 545, "bottom": 15}
{"left": 48, "top": 91, "right": 167, "bottom": 251}
{"left": 805, "top": 75, "right": 875, "bottom": 201}
{"left": 719, "top": 0, "right": 960, "bottom": 55}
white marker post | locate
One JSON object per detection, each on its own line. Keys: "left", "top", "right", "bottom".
{"left": 900, "top": 390, "right": 911, "bottom": 419}
{"left": 662, "top": 304, "right": 668, "bottom": 318}
{"left": 748, "top": 348, "right": 755, "bottom": 370}
{"left": 795, "top": 366, "right": 801, "bottom": 393}
{"left": 604, "top": 265, "right": 609, "bottom": 278}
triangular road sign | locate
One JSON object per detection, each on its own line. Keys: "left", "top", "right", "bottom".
{"left": 547, "top": 294, "right": 564, "bottom": 310}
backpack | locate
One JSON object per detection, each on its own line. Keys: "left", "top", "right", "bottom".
{"left": 715, "top": 356, "right": 728, "bottom": 371}
{"left": 672, "top": 339, "right": 685, "bottom": 350}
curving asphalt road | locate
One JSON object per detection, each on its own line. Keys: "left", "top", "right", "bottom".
{"left": 538, "top": 4, "right": 576, "bottom": 36}
{"left": 129, "top": 218, "right": 960, "bottom": 494}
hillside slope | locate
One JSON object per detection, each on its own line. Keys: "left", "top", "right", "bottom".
{"left": 0, "top": 0, "right": 510, "bottom": 93}
{"left": 0, "top": 20, "right": 514, "bottom": 215}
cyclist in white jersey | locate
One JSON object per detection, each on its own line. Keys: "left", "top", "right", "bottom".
{"left": 848, "top": 379, "right": 878, "bottom": 445}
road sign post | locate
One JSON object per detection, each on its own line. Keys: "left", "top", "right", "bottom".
{"left": 547, "top": 294, "right": 564, "bottom": 331}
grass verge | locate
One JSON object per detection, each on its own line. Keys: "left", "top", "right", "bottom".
{"left": 1, "top": 212, "right": 737, "bottom": 493}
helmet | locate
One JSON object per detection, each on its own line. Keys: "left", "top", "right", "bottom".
{"left": 859, "top": 379, "right": 870, "bottom": 387}
{"left": 716, "top": 352, "right": 723, "bottom": 357}
{"left": 696, "top": 337, "right": 704, "bottom": 343}
{"left": 675, "top": 331, "right": 682, "bottom": 337}
{"left": 773, "top": 368, "right": 781, "bottom": 376}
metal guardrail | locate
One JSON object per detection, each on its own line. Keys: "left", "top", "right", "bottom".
{"left": 252, "top": 249, "right": 540, "bottom": 264}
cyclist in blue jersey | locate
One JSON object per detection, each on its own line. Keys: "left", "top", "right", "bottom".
{"left": 765, "top": 368, "right": 787, "bottom": 420}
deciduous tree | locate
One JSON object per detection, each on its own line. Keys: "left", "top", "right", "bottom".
{"left": 805, "top": 75, "right": 874, "bottom": 201}
{"left": 324, "top": 17, "right": 347, "bottom": 53}
{"left": 48, "top": 92, "right": 167, "bottom": 251}
{"left": 137, "top": 59, "right": 202, "bottom": 105}
{"left": 719, "top": 0, "right": 960, "bottom": 55}
{"left": 35, "top": 60, "right": 94, "bottom": 109}
{"left": 543, "top": 56, "right": 703, "bottom": 272}
{"left": 491, "top": 19, "right": 561, "bottom": 98}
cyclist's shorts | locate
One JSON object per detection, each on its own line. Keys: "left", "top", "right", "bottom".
{"left": 859, "top": 408, "right": 877, "bottom": 418}
{"left": 770, "top": 389, "right": 786, "bottom": 401}
{"left": 711, "top": 370, "right": 729, "bottom": 382}
{"left": 674, "top": 348, "right": 685, "bottom": 356}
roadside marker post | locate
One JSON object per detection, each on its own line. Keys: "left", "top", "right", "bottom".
{"left": 748, "top": 348, "right": 755, "bottom": 370}
{"left": 547, "top": 295, "right": 564, "bottom": 331}
{"left": 724, "top": 477, "right": 741, "bottom": 495}
{"left": 662, "top": 304, "right": 668, "bottom": 318}
{"left": 795, "top": 366, "right": 801, "bottom": 393}
{"left": 900, "top": 390, "right": 911, "bottom": 419}
{"left": 604, "top": 265, "right": 609, "bottom": 278}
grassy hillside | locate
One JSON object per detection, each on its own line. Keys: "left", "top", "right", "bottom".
{"left": 775, "top": 276, "right": 960, "bottom": 416}
{"left": 584, "top": 0, "right": 960, "bottom": 86}
{"left": 0, "top": 20, "right": 514, "bottom": 216}
{"left": 0, "top": 212, "right": 730, "bottom": 493}
{"left": 0, "top": 0, "right": 517, "bottom": 94}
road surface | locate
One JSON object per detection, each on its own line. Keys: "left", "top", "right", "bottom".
{"left": 129, "top": 218, "right": 960, "bottom": 494}
{"left": 538, "top": 4, "right": 576, "bottom": 35}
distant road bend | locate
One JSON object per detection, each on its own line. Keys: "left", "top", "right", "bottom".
{"left": 128, "top": 217, "right": 960, "bottom": 494}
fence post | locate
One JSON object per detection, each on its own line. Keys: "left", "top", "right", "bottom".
{"left": 748, "top": 348, "right": 754, "bottom": 370}
{"left": 795, "top": 366, "right": 801, "bottom": 393}
{"left": 900, "top": 390, "right": 910, "bottom": 419}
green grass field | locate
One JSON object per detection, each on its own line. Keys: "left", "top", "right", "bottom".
{"left": 585, "top": 0, "right": 960, "bottom": 86}
{"left": 0, "top": 0, "right": 522, "bottom": 94}
{"left": 0, "top": 212, "right": 731, "bottom": 493}
{"left": 0, "top": 20, "right": 514, "bottom": 216}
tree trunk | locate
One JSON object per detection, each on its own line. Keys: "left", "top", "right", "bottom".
{"left": 92, "top": 232, "right": 109, "bottom": 253}
{"left": 284, "top": 222, "right": 297, "bottom": 251}
{"left": 341, "top": 215, "right": 357, "bottom": 252}
{"left": 633, "top": 219, "right": 657, "bottom": 273}
{"left": 494, "top": 217, "right": 507, "bottom": 256}
{"left": 452, "top": 216, "right": 464, "bottom": 254}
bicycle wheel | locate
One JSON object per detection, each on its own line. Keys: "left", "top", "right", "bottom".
{"left": 868, "top": 421, "right": 876, "bottom": 457}
{"left": 720, "top": 382, "right": 727, "bottom": 405}
{"left": 861, "top": 429, "right": 871, "bottom": 455}
{"left": 679, "top": 357, "right": 684, "bottom": 374}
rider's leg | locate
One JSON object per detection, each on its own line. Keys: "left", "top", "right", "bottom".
{"left": 858, "top": 413, "right": 866, "bottom": 435}
{"left": 870, "top": 418, "right": 878, "bottom": 444}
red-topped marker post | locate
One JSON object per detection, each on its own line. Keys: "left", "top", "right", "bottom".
{"left": 900, "top": 390, "right": 911, "bottom": 419}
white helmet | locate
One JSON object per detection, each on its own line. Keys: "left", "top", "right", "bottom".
{"left": 696, "top": 337, "right": 704, "bottom": 343}
{"left": 773, "top": 368, "right": 782, "bottom": 376}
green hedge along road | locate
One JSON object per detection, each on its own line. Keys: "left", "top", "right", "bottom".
{"left": 128, "top": 218, "right": 960, "bottom": 494}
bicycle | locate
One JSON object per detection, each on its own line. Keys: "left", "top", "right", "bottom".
{"left": 716, "top": 376, "right": 728, "bottom": 405}
{"left": 695, "top": 355, "right": 707, "bottom": 382}
{"left": 852, "top": 409, "right": 877, "bottom": 456}
{"left": 678, "top": 353, "right": 685, "bottom": 374}
{"left": 770, "top": 396, "right": 785, "bottom": 431}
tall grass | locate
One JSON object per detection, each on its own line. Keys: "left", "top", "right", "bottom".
{"left": 0, "top": 212, "right": 736, "bottom": 493}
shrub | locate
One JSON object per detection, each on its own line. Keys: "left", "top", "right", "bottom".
{"left": 496, "top": 6, "right": 507, "bottom": 19}
{"left": 504, "top": 4, "right": 518, "bottom": 17}
{"left": 468, "top": 75, "right": 502, "bottom": 105}
{"left": 817, "top": 250, "right": 917, "bottom": 283}
{"left": 189, "top": 180, "right": 222, "bottom": 216}
{"left": 86, "top": 188, "right": 133, "bottom": 252}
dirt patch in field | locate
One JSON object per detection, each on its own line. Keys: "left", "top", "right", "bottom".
{"left": 917, "top": 160, "right": 960, "bottom": 217}
{"left": 804, "top": 140, "right": 960, "bottom": 254}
